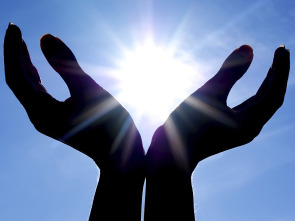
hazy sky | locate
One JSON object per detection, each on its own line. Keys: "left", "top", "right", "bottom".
{"left": 1, "top": 0, "right": 295, "bottom": 220}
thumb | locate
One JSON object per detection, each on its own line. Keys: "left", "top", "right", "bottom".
{"left": 199, "top": 45, "right": 253, "bottom": 104}
{"left": 40, "top": 34, "right": 98, "bottom": 98}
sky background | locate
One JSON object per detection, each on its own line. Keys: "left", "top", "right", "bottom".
{"left": 1, "top": 0, "right": 295, "bottom": 220}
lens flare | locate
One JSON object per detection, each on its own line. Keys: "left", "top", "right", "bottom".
{"left": 112, "top": 37, "right": 203, "bottom": 124}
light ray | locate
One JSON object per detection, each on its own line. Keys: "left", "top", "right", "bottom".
{"left": 168, "top": 1, "right": 197, "bottom": 49}
{"left": 110, "top": 115, "right": 133, "bottom": 154}
{"left": 195, "top": 0, "right": 266, "bottom": 50}
{"left": 112, "top": 36, "right": 204, "bottom": 124}
{"left": 164, "top": 118, "right": 190, "bottom": 173}
{"left": 62, "top": 97, "right": 119, "bottom": 141}
{"left": 185, "top": 96, "right": 238, "bottom": 128}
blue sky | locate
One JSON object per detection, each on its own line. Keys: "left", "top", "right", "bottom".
{"left": 1, "top": 0, "right": 295, "bottom": 220}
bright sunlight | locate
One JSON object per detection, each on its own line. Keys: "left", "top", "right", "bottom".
{"left": 112, "top": 37, "right": 204, "bottom": 124}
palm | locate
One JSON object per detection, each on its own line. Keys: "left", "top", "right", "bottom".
{"left": 28, "top": 90, "right": 128, "bottom": 163}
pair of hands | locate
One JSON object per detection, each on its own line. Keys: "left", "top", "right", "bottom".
{"left": 4, "top": 23, "right": 290, "bottom": 220}
{"left": 5, "top": 23, "right": 290, "bottom": 179}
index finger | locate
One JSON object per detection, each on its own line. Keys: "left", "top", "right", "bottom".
{"left": 4, "top": 23, "right": 51, "bottom": 108}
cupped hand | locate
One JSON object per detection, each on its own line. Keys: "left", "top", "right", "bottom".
{"left": 4, "top": 24, "right": 144, "bottom": 173}
{"left": 147, "top": 45, "right": 290, "bottom": 175}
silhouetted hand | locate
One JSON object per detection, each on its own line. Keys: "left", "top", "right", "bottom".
{"left": 4, "top": 23, "right": 144, "bottom": 221}
{"left": 147, "top": 45, "right": 289, "bottom": 174}
{"left": 144, "top": 45, "right": 290, "bottom": 221}
{"left": 4, "top": 23, "right": 144, "bottom": 172}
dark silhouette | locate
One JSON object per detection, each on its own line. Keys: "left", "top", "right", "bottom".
{"left": 4, "top": 23, "right": 290, "bottom": 221}
{"left": 145, "top": 45, "right": 290, "bottom": 220}
{"left": 4, "top": 23, "right": 145, "bottom": 221}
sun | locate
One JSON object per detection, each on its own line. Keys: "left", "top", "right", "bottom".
{"left": 112, "top": 37, "right": 203, "bottom": 124}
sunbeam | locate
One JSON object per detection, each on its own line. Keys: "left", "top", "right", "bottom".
{"left": 112, "top": 36, "right": 203, "bottom": 124}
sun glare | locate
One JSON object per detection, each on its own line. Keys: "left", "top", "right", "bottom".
{"left": 112, "top": 38, "right": 203, "bottom": 124}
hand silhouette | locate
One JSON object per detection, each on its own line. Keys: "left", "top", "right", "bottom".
{"left": 4, "top": 23, "right": 144, "bottom": 221}
{"left": 4, "top": 23, "right": 144, "bottom": 172}
{"left": 147, "top": 45, "right": 289, "bottom": 174}
{"left": 145, "top": 45, "right": 290, "bottom": 221}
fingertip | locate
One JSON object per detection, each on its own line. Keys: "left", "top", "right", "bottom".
{"left": 4, "top": 23, "right": 23, "bottom": 60}
{"left": 237, "top": 45, "right": 254, "bottom": 61}
{"left": 273, "top": 45, "right": 290, "bottom": 67}
{"left": 275, "top": 45, "right": 285, "bottom": 53}
{"left": 7, "top": 22, "right": 21, "bottom": 33}
{"left": 5, "top": 23, "right": 22, "bottom": 42}
{"left": 238, "top": 44, "right": 253, "bottom": 51}
{"left": 222, "top": 44, "right": 253, "bottom": 70}
{"left": 40, "top": 33, "right": 55, "bottom": 42}
{"left": 40, "top": 33, "right": 59, "bottom": 46}
{"left": 40, "top": 34, "right": 62, "bottom": 56}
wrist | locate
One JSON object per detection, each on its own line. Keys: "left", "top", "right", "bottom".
{"left": 89, "top": 167, "right": 145, "bottom": 221}
{"left": 92, "top": 127, "right": 145, "bottom": 179}
{"left": 145, "top": 171, "right": 195, "bottom": 221}
{"left": 146, "top": 125, "right": 193, "bottom": 177}
{"left": 89, "top": 131, "right": 145, "bottom": 221}
{"left": 145, "top": 126, "right": 195, "bottom": 221}
{"left": 99, "top": 164, "right": 145, "bottom": 189}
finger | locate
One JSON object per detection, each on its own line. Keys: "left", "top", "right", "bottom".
{"left": 22, "top": 40, "right": 48, "bottom": 93}
{"left": 198, "top": 45, "right": 253, "bottom": 104}
{"left": 246, "top": 46, "right": 290, "bottom": 124}
{"left": 4, "top": 23, "right": 28, "bottom": 92}
{"left": 255, "top": 46, "right": 288, "bottom": 100}
{"left": 40, "top": 34, "right": 100, "bottom": 99}
{"left": 4, "top": 23, "right": 48, "bottom": 107}
{"left": 233, "top": 46, "right": 287, "bottom": 112}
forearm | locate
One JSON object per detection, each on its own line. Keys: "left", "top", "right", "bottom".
{"left": 144, "top": 126, "right": 195, "bottom": 221}
{"left": 89, "top": 132, "right": 145, "bottom": 221}
{"left": 144, "top": 171, "right": 195, "bottom": 221}
{"left": 89, "top": 169, "right": 145, "bottom": 221}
